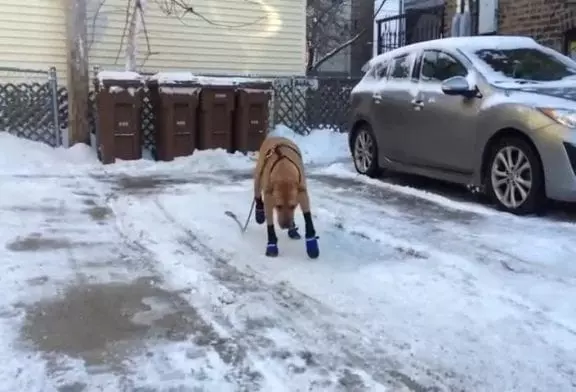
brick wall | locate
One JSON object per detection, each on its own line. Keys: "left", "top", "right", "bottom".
{"left": 443, "top": 0, "right": 576, "bottom": 53}
{"left": 498, "top": 0, "right": 576, "bottom": 52}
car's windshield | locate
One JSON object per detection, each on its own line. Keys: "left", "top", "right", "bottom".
{"left": 467, "top": 47, "right": 576, "bottom": 83}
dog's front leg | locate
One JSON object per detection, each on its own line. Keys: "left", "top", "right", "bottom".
{"left": 253, "top": 166, "right": 265, "bottom": 225}
{"left": 264, "top": 196, "right": 279, "bottom": 257}
{"left": 298, "top": 190, "right": 319, "bottom": 259}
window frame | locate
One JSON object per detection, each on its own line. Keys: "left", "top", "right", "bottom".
{"left": 418, "top": 49, "right": 469, "bottom": 83}
{"left": 376, "top": 60, "right": 390, "bottom": 79}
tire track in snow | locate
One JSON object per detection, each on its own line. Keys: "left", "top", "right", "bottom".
{"left": 311, "top": 175, "right": 576, "bottom": 283}
{"left": 309, "top": 178, "right": 576, "bottom": 391}
{"left": 150, "top": 197, "right": 465, "bottom": 392}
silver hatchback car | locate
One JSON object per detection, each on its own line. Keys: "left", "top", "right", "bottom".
{"left": 349, "top": 35, "right": 576, "bottom": 215}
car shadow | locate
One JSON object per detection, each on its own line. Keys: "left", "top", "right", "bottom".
{"left": 212, "top": 167, "right": 576, "bottom": 223}
{"left": 376, "top": 171, "right": 576, "bottom": 223}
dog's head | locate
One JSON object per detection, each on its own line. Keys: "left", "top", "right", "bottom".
{"left": 271, "top": 180, "right": 300, "bottom": 229}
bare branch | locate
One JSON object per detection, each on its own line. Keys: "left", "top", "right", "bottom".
{"left": 114, "top": 0, "right": 133, "bottom": 66}
{"left": 309, "top": 0, "right": 390, "bottom": 72}
{"left": 87, "top": 0, "right": 107, "bottom": 52}
{"left": 138, "top": 1, "right": 159, "bottom": 68}
{"left": 311, "top": 30, "right": 366, "bottom": 71}
{"left": 155, "top": 0, "right": 266, "bottom": 28}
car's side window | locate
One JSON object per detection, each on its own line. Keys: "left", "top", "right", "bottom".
{"left": 365, "top": 60, "right": 389, "bottom": 81}
{"left": 420, "top": 50, "right": 468, "bottom": 82}
{"left": 376, "top": 61, "right": 389, "bottom": 79}
{"left": 390, "top": 54, "right": 412, "bottom": 80}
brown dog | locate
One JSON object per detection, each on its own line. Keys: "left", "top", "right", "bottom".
{"left": 253, "top": 136, "right": 319, "bottom": 258}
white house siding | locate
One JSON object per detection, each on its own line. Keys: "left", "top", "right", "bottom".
{"left": 0, "top": 0, "right": 65, "bottom": 83}
{"left": 89, "top": 0, "right": 306, "bottom": 77}
{"left": 0, "top": 0, "right": 306, "bottom": 84}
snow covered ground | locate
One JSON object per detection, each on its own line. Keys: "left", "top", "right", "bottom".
{"left": 0, "top": 126, "right": 575, "bottom": 391}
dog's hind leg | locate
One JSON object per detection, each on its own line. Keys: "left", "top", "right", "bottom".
{"left": 264, "top": 197, "right": 279, "bottom": 257}
{"left": 287, "top": 221, "right": 301, "bottom": 239}
{"left": 298, "top": 191, "right": 319, "bottom": 259}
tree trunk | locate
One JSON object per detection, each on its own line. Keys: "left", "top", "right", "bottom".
{"left": 64, "top": 0, "right": 89, "bottom": 145}
{"left": 125, "top": 0, "right": 140, "bottom": 71}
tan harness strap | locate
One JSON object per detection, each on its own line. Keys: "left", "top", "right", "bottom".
{"left": 259, "top": 143, "right": 303, "bottom": 186}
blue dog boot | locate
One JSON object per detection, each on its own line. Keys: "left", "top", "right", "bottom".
{"left": 287, "top": 225, "right": 301, "bottom": 240}
{"left": 305, "top": 237, "right": 319, "bottom": 259}
{"left": 265, "top": 243, "right": 279, "bottom": 257}
{"left": 255, "top": 198, "right": 265, "bottom": 224}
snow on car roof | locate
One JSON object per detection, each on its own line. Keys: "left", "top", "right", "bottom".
{"left": 369, "top": 36, "right": 540, "bottom": 66}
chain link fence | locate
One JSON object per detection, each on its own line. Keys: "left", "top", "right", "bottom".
{"left": 0, "top": 67, "right": 60, "bottom": 146}
{"left": 272, "top": 76, "right": 360, "bottom": 134}
{"left": 1, "top": 69, "right": 360, "bottom": 151}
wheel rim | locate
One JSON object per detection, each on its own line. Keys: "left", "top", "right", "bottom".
{"left": 354, "top": 130, "right": 374, "bottom": 173}
{"left": 490, "top": 146, "right": 533, "bottom": 209}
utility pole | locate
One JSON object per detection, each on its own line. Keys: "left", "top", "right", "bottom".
{"left": 64, "top": 0, "right": 89, "bottom": 145}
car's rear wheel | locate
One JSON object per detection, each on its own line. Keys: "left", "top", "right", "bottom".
{"left": 485, "top": 137, "right": 545, "bottom": 215}
{"left": 352, "top": 125, "right": 380, "bottom": 178}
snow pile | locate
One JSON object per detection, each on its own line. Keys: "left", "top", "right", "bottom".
{"left": 0, "top": 132, "right": 98, "bottom": 174}
{"left": 105, "top": 125, "right": 348, "bottom": 174}
{"left": 104, "top": 148, "right": 256, "bottom": 175}
{"left": 0, "top": 124, "right": 348, "bottom": 176}
{"left": 97, "top": 70, "right": 144, "bottom": 83}
{"left": 150, "top": 72, "right": 271, "bottom": 86}
{"left": 269, "top": 125, "right": 349, "bottom": 165}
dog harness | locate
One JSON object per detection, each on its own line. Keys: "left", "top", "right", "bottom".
{"left": 263, "top": 143, "right": 303, "bottom": 184}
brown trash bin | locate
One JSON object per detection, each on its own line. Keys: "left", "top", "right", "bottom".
{"left": 234, "top": 81, "right": 272, "bottom": 153}
{"left": 149, "top": 81, "right": 201, "bottom": 161}
{"left": 198, "top": 85, "right": 236, "bottom": 151}
{"left": 96, "top": 75, "right": 144, "bottom": 164}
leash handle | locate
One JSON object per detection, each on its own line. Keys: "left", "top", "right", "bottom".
{"left": 242, "top": 199, "right": 256, "bottom": 233}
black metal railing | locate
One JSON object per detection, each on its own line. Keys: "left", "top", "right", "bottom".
{"left": 376, "top": 5, "right": 446, "bottom": 55}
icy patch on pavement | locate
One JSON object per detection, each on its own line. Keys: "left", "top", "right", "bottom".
{"left": 163, "top": 178, "right": 576, "bottom": 391}
{"left": 111, "top": 187, "right": 393, "bottom": 391}
{"left": 2, "top": 128, "right": 576, "bottom": 390}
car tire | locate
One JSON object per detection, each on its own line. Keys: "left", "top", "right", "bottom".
{"left": 484, "top": 137, "right": 546, "bottom": 215}
{"left": 351, "top": 125, "right": 380, "bottom": 178}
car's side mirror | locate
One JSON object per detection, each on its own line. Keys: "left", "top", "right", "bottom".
{"left": 441, "top": 76, "right": 478, "bottom": 98}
